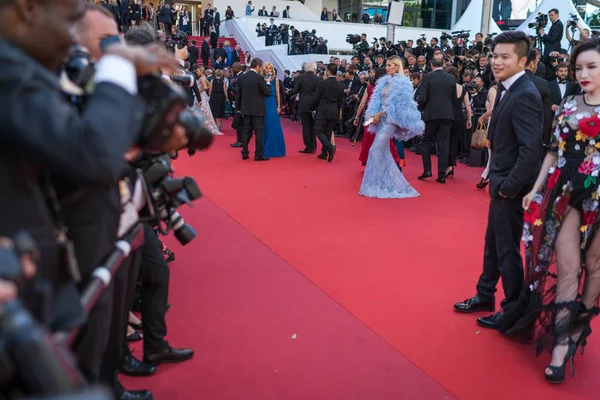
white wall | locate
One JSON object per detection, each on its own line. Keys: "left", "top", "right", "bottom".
{"left": 213, "top": 0, "right": 320, "bottom": 21}
{"left": 451, "top": 0, "right": 502, "bottom": 35}
{"left": 241, "top": 16, "right": 449, "bottom": 51}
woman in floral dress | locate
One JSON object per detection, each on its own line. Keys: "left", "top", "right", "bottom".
{"left": 508, "top": 40, "right": 600, "bottom": 384}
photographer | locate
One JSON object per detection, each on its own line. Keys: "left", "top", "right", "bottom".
{"left": 565, "top": 18, "right": 589, "bottom": 48}
{"left": 539, "top": 9, "right": 563, "bottom": 62}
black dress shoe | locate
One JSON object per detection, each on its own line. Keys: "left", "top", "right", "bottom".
{"left": 317, "top": 153, "right": 327, "bottom": 160}
{"left": 327, "top": 145, "right": 336, "bottom": 163}
{"left": 144, "top": 346, "right": 194, "bottom": 366}
{"left": 255, "top": 155, "right": 270, "bottom": 161}
{"left": 418, "top": 172, "right": 432, "bottom": 181}
{"left": 119, "top": 390, "right": 154, "bottom": 400}
{"left": 242, "top": 155, "right": 249, "bottom": 160}
{"left": 299, "top": 148, "right": 313, "bottom": 153}
{"left": 120, "top": 354, "right": 156, "bottom": 377}
{"left": 436, "top": 177, "right": 446, "bottom": 184}
{"left": 477, "top": 312, "right": 505, "bottom": 330}
{"left": 454, "top": 296, "right": 495, "bottom": 313}
{"left": 230, "top": 142, "right": 242, "bottom": 148}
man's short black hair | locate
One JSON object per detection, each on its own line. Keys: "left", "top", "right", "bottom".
{"left": 326, "top": 63, "right": 337, "bottom": 76}
{"left": 125, "top": 23, "right": 160, "bottom": 45}
{"left": 250, "top": 57, "right": 263, "bottom": 68}
{"left": 491, "top": 30, "right": 530, "bottom": 59}
{"left": 526, "top": 48, "right": 538, "bottom": 65}
{"left": 549, "top": 8, "right": 559, "bottom": 15}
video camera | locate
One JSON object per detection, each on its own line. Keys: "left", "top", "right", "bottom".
{"left": 567, "top": 12, "right": 579, "bottom": 30}
{"left": 138, "top": 154, "right": 201, "bottom": 245}
{"left": 451, "top": 30, "right": 470, "bottom": 40}
{"left": 165, "top": 30, "right": 189, "bottom": 53}
{"left": 346, "top": 34, "right": 361, "bottom": 45}
{"left": 64, "top": 45, "right": 213, "bottom": 155}
{"left": 528, "top": 12, "right": 548, "bottom": 33}
{"left": 440, "top": 32, "right": 452, "bottom": 42}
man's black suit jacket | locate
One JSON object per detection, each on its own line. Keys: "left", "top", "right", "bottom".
{"left": 488, "top": 73, "right": 543, "bottom": 199}
{"left": 188, "top": 45, "right": 199, "bottom": 66}
{"left": 210, "top": 31, "right": 218, "bottom": 49}
{"left": 235, "top": 70, "right": 271, "bottom": 116}
{"left": 201, "top": 41, "right": 210, "bottom": 60}
{"left": 312, "top": 76, "right": 345, "bottom": 119}
{"left": 0, "top": 39, "right": 144, "bottom": 328}
{"left": 525, "top": 70, "right": 553, "bottom": 147}
{"left": 543, "top": 20, "right": 563, "bottom": 57}
{"left": 418, "top": 69, "right": 455, "bottom": 121}
{"left": 287, "top": 71, "right": 319, "bottom": 113}
{"left": 549, "top": 78, "right": 579, "bottom": 106}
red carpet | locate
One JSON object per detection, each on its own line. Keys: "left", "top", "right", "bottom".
{"left": 124, "top": 118, "right": 599, "bottom": 399}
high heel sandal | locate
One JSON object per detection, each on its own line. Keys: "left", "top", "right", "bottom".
{"left": 446, "top": 168, "right": 454, "bottom": 178}
{"left": 476, "top": 177, "right": 489, "bottom": 190}
{"left": 544, "top": 339, "right": 577, "bottom": 384}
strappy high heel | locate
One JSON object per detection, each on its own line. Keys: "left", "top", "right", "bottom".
{"left": 544, "top": 339, "right": 577, "bottom": 384}
{"left": 476, "top": 177, "right": 488, "bottom": 190}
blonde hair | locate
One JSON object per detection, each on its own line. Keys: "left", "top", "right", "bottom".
{"left": 387, "top": 55, "right": 403, "bottom": 74}
{"left": 263, "top": 62, "right": 274, "bottom": 76}
{"left": 195, "top": 66, "right": 205, "bottom": 76}
{"left": 224, "top": 40, "right": 231, "bottom": 47}
{"left": 215, "top": 69, "right": 223, "bottom": 78}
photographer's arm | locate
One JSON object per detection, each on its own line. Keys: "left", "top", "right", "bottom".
{"left": 0, "top": 55, "right": 143, "bottom": 184}
{"left": 566, "top": 24, "right": 573, "bottom": 42}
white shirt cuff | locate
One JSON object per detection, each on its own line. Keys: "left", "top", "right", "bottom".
{"left": 95, "top": 54, "right": 138, "bottom": 95}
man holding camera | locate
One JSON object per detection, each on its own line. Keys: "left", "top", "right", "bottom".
{"left": 539, "top": 9, "right": 563, "bottom": 63}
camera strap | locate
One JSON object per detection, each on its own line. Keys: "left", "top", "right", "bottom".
{"left": 41, "top": 174, "right": 82, "bottom": 284}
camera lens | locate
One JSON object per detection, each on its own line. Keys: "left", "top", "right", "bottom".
{"left": 174, "top": 223, "right": 197, "bottom": 245}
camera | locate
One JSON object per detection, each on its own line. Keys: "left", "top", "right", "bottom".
{"left": 346, "top": 34, "right": 361, "bottom": 45}
{"left": 460, "top": 57, "right": 478, "bottom": 71}
{"left": 451, "top": 30, "right": 470, "bottom": 40}
{"left": 64, "top": 46, "right": 213, "bottom": 155}
{"left": 465, "top": 82, "right": 477, "bottom": 92}
{"left": 139, "top": 155, "right": 202, "bottom": 245}
{"left": 440, "top": 32, "right": 452, "bottom": 42}
{"left": 165, "top": 30, "right": 189, "bottom": 53}
{"left": 528, "top": 12, "right": 548, "bottom": 32}
{"left": 567, "top": 12, "right": 579, "bottom": 29}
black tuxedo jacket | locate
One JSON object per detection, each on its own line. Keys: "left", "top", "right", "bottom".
{"left": 235, "top": 70, "right": 271, "bottom": 116}
{"left": 312, "top": 76, "right": 345, "bottom": 119}
{"left": 525, "top": 70, "right": 553, "bottom": 146}
{"left": 543, "top": 20, "right": 563, "bottom": 57}
{"left": 210, "top": 32, "right": 218, "bottom": 48}
{"left": 488, "top": 74, "right": 543, "bottom": 198}
{"left": 549, "top": 78, "right": 579, "bottom": 106}
{"left": 201, "top": 41, "right": 210, "bottom": 59}
{"left": 418, "top": 69, "right": 455, "bottom": 121}
{"left": 287, "top": 71, "right": 319, "bottom": 113}
{"left": 188, "top": 45, "right": 198, "bottom": 65}
{"left": 0, "top": 38, "right": 144, "bottom": 327}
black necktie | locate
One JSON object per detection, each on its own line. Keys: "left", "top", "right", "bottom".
{"left": 494, "top": 83, "right": 506, "bottom": 109}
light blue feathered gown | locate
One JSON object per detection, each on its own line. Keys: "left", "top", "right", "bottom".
{"left": 359, "top": 74, "right": 425, "bottom": 199}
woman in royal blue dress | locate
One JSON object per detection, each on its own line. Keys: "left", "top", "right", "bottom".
{"left": 262, "top": 63, "right": 286, "bottom": 157}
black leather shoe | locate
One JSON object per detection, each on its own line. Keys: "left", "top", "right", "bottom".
{"left": 120, "top": 354, "right": 156, "bottom": 377}
{"left": 242, "top": 154, "right": 249, "bottom": 160}
{"left": 230, "top": 142, "right": 242, "bottom": 148}
{"left": 119, "top": 390, "right": 153, "bottom": 400}
{"left": 477, "top": 312, "right": 505, "bottom": 330}
{"left": 299, "top": 148, "right": 313, "bottom": 153}
{"left": 327, "top": 145, "right": 336, "bottom": 163}
{"left": 418, "top": 172, "right": 432, "bottom": 181}
{"left": 255, "top": 156, "right": 270, "bottom": 161}
{"left": 436, "top": 177, "right": 446, "bottom": 184}
{"left": 317, "top": 153, "right": 327, "bottom": 160}
{"left": 144, "top": 346, "right": 194, "bottom": 366}
{"left": 454, "top": 296, "right": 495, "bottom": 313}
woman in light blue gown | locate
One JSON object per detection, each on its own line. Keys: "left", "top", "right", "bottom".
{"left": 262, "top": 63, "right": 286, "bottom": 157}
{"left": 359, "top": 56, "right": 424, "bottom": 199}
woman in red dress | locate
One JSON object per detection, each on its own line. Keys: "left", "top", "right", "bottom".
{"left": 355, "top": 68, "right": 402, "bottom": 168}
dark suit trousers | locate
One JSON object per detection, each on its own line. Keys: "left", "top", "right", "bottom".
{"left": 242, "top": 115, "right": 265, "bottom": 158}
{"left": 476, "top": 196, "right": 526, "bottom": 325}
{"left": 299, "top": 112, "right": 315, "bottom": 150}
{"left": 420, "top": 119, "right": 451, "bottom": 176}
{"left": 140, "top": 223, "right": 170, "bottom": 354}
{"left": 314, "top": 115, "right": 335, "bottom": 152}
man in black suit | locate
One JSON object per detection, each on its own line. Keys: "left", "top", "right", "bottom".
{"left": 549, "top": 62, "right": 579, "bottom": 111}
{"left": 312, "top": 63, "right": 344, "bottom": 162}
{"left": 540, "top": 8, "right": 563, "bottom": 63}
{"left": 235, "top": 57, "right": 272, "bottom": 161}
{"left": 213, "top": 7, "right": 221, "bottom": 36}
{"left": 454, "top": 31, "right": 543, "bottom": 332}
{"left": 228, "top": 62, "right": 244, "bottom": 147}
{"left": 418, "top": 55, "right": 455, "bottom": 183}
{"left": 287, "top": 61, "right": 319, "bottom": 153}
{"left": 201, "top": 37, "right": 210, "bottom": 66}
{"left": 188, "top": 39, "right": 199, "bottom": 68}
{"left": 525, "top": 49, "right": 553, "bottom": 150}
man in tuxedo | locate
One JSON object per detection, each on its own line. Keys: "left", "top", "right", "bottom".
{"left": 235, "top": 58, "right": 272, "bottom": 161}
{"left": 524, "top": 49, "right": 553, "bottom": 150}
{"left": 213, "top": 7, "right": 221, "bottom": 36}
{"left": 283, "top": 6, "right": 290, "bottom": 18}
{"left": 228, "top": 62, "right": 244, "bottom": 147}
{"left": 539, "top": 9, "right": 563, "bottom": 63}
{"left": 188, "top": 39, "right": 198, "bottom": 68}
{"left": 287, "top": 61, "right": 319, "bottom": 153}
{"left": 454, "top": 31, "right": 543, "bottom": 332}
{"left": 549, "top": 62, "right": 579, "bottom": 111}
{"left": 418, "top": 55, "right": 455, "bottom": 183}
{"left": 311, "top": 63, "right": 344, "bottom": 162}
{"left": 201, "top": 37, "right": 210, "bottom": 66}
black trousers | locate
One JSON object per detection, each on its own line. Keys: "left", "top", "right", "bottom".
{"left": 242, "top": 115, "right": 265, "bottom": 158}
{"left": 476, "top": 196, "right": 526, "bottom": 325}
{"left": 299, "top": 112, "right": 315, "bottom": 151}
{"left": 99, "top": 249, "right": 142, "bottom": 395}
{"left": 314, "top": 115, "right": 335, "bottom": 153}
{"left": 420, "top": 119, "right": 452, "bottom": 176}
{"left": 139, "top": 223, "right": 170, "bottom": 355}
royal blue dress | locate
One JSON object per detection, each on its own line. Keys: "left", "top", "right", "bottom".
{"left": 263, "top": 81, "right": 286, "bottom": 157}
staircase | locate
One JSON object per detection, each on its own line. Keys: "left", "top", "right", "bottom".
{"left": 188, "top": 36, "right": 245, "bottom": 68}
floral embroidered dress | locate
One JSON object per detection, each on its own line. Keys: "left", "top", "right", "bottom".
{"left": 504, "top": 95, "right": 600, "bottom": 352}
